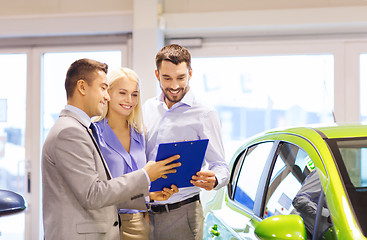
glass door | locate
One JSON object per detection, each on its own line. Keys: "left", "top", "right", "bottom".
{"left": 0, "top": 53, "right": 27, "bottom": 239}
{"left": 42, "top": 50, "right": 123, "bottom": 137}
{"left": 40, "top": 48, "right": 124, "bottom": 239}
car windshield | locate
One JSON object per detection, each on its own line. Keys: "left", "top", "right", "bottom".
{"left": 327, "top": 137, "right": 367, "bottom": 236}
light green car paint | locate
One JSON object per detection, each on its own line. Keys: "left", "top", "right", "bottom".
{"left": 255, "top": 215, "right": 306, "bottom": 240}
{"left": 203, "top": 124, "right": 367, "bottom": 240}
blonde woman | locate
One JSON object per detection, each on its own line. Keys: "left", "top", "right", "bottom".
{"left": 93, "top": 67, "right": 178, "bottom": 240}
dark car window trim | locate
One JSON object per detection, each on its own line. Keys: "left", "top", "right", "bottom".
{"left": 253, "top": 140, "right": 281, "bottom": 216}
{"left": 227, "top": 147, "right": 248, "bottom": 199}
{"left": 312, "top": 191, "right": 327, "bottom": 240}
{"left": 259, "top": 141, "right": 283, "bottom": 218}
{"left": 229, "top": 142, "right": 261, "bottom": 201}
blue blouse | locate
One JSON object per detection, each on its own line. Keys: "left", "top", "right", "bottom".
{"left": 94, "top": 118, "right": 147, "bottom": 214}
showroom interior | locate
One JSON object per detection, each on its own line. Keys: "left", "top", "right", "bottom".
{"left": 1, "top": 0, "right": 367, "bottom": 239}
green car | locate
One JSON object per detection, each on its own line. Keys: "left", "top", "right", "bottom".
{"left": 203, "top": 124, "right": 367, "bottom": 240}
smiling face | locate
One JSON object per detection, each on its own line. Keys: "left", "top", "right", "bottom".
{"left": 156, "top": 60, "right": 192, "bottom": 109}
{"left": 107, "top": 77, "right": 139, "bottom": 119}
{"left": 84, "top": 70, "right": 110, "bottom": 118}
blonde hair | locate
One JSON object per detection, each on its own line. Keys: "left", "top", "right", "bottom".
{"left": 94, "top": 67, "right": 143, "bottom": 133}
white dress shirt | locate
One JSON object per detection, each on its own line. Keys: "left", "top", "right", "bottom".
{"left": 143, "top": 89, "right": 229, "bottom": 205}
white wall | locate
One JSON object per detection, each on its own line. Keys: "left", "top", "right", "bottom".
{"left": 163, "top": 0, "right": 367, "bottom": 12}
{"left": 0, "top": 0, "right": 132, "bottom": 16}
{"left": 2, "top": 0, "right": 367, "bottom": 39}
{"left": 163, "top": 6, "right": 367, "bottom": 38}
{"left": 3, "top": 0, "right": 366, "bottom": 17}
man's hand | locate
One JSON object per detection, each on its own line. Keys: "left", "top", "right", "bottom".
{"left": 191, "top": 170, "right": 217, "bottom": 191}
{"left": 149, "top": 185, "right": 179, "bottom": 201}
{"left": 143, "top": 155, "right": 181, "bottom": 182}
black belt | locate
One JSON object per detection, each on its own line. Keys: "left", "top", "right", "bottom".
{"left": 148, "top": 195, "right": 200, "bottom": 213}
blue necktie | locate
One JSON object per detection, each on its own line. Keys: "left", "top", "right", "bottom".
{"left": 89, "top": 122, "right": 99, "bottom": 142}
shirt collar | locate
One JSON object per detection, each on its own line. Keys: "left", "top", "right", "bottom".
{"left": 101, "top": 118, "right": 143, "bottom": 144}
{"left": 65, "top": 105, "right": 91, "bottom": 127}
{"left": 158, "top": 89, "right": 194, "bottom": 109}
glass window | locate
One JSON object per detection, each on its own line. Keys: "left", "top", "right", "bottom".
{"left": 191, "top": 55, "right": 334, "bottom": 159}
{"left": 330, "top": 138, "right": 367, "bottom": 188}
{"left": 338, "top": 142, "right": 367, "bottom": 188}
{"left": 233, "top": 142, "right": 273, "bottom": 210}
{"left": 0, "top": 53, "right": 27, "bottom": 239}
{"left": 264, "top": 143, "right": 311, "bottom": 218}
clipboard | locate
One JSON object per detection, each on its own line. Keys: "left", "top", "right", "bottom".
{"left": 150, "top": 139, "right": 209, "bottom": 192}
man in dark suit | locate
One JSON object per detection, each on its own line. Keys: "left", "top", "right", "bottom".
{"left": 42, "top": 58, "right": 180, "bottom": 240}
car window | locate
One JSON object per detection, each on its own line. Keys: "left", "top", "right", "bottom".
{"left": 264, "top": 143, "right": 311, "bottom": 217}
{"left": 337, "top": 141, "right": 367, "bottom": 188}
{"left": 233, "top": 142, "right": 273, "bottom": 210}
{"left": 263, "top": 142, "right": 335, "bottom": 239}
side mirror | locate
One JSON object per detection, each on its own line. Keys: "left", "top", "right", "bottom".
{"left": 0, "top": 190, "right": 27, "bottom": 217}
{"left": 255, "top": 215, "right": 307, "bottom": 240}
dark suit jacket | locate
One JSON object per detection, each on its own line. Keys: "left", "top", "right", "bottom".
{"left": 42, "top": 109, "right": 149, "bottom": 240}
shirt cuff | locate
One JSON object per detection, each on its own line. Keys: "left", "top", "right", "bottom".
{"left": 322, "top": 207, "right": 330, "bottom": 217}
{"left": 141, "top": 168, "right": 151, "bottom": 185}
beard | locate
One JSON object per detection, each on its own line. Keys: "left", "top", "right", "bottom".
{"left": 162, "top": 87, "right": 189, "bottom": 105}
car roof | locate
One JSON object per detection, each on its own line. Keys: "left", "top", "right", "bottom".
{"left": 265, "top": 123, "right": 367, "bottom": 140}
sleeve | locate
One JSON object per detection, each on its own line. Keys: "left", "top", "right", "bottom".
{"left": 201, "top": 110, "right": 230, "bottom": 190}
{"left": 292, "top": 194, "right": 318, "bottom": 218}
{"left": 292, "top": 171, "right": 323, "bottom": 218}
{"left": 54, "top": 125, "right": 149, "bottom": 210}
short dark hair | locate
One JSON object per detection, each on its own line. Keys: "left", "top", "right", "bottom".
{"left": 65, "top": 58, "right": 108, "bottom": 99}
{"left": 155, "top": 44, "right": 191, "bottom": 71}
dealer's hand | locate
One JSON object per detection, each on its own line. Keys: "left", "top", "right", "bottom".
{"left": 191, "top": 170, "right": 218, "bottom": 191}
{"left": 149, "top": 185, "right": 179, "bottom": 201}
